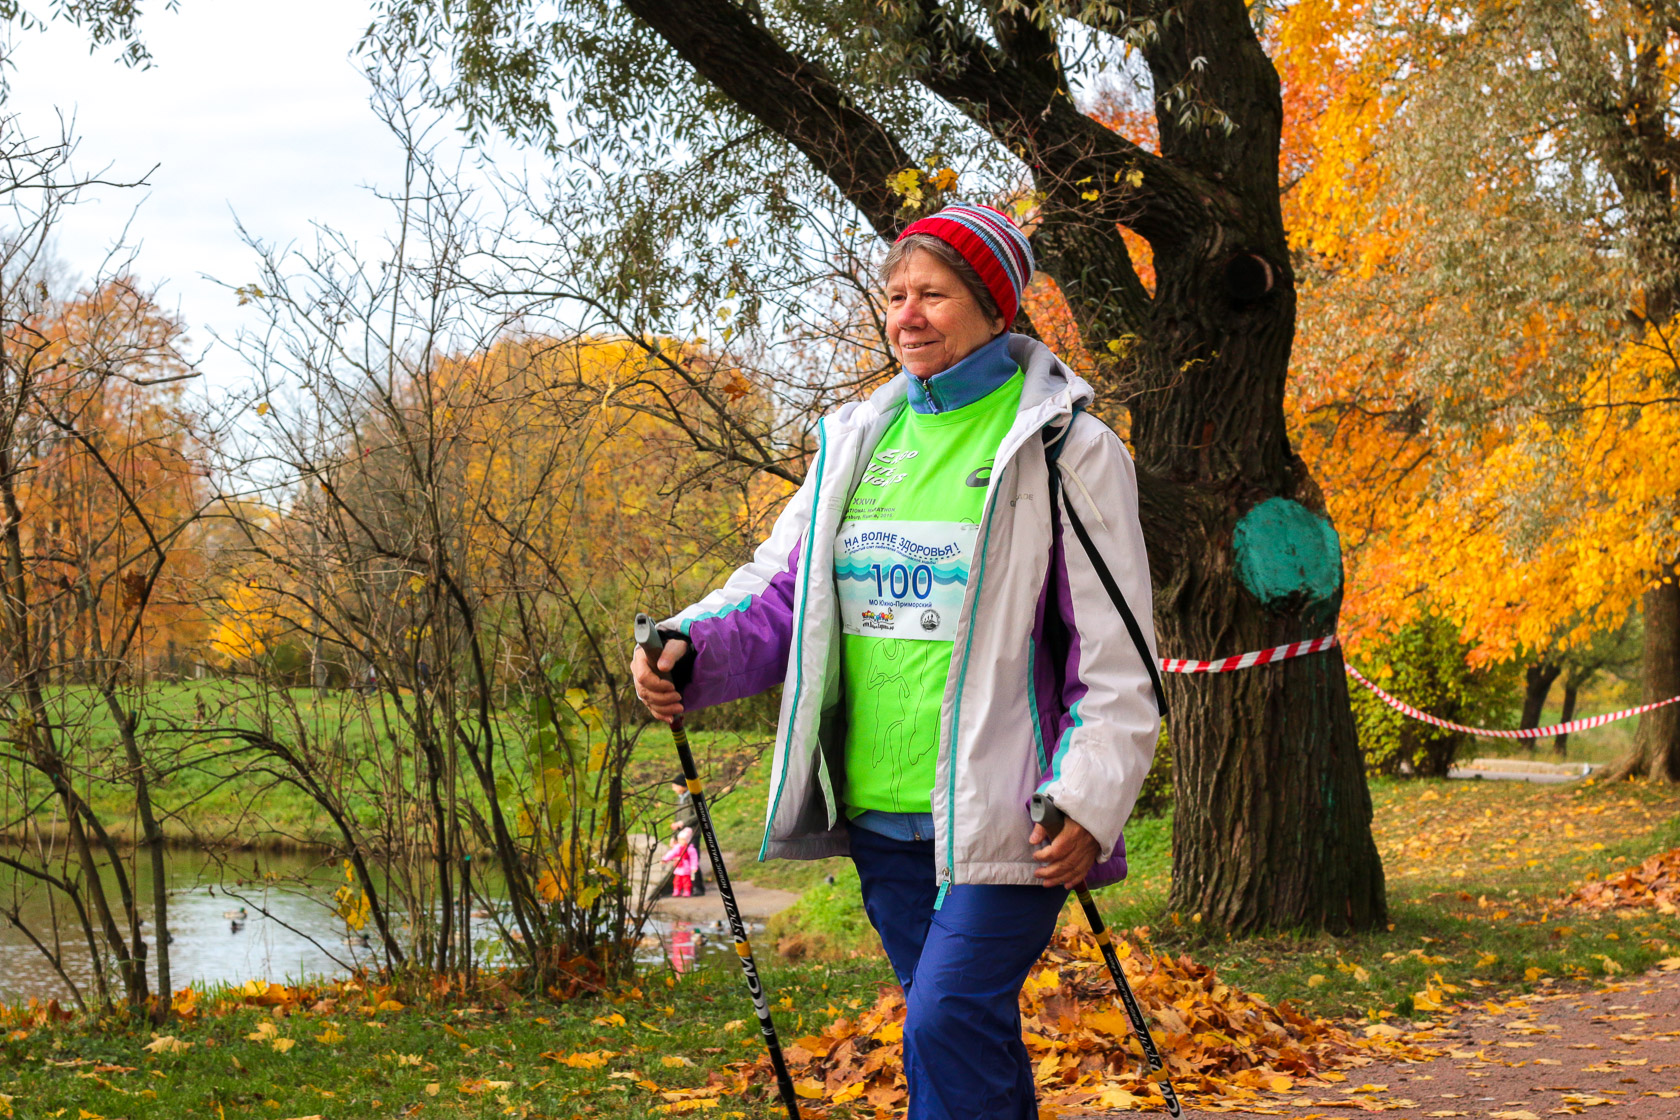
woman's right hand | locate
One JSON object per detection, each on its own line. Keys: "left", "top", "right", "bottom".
{"left": 632, "top": 638, "right": 690, "bottom": 724}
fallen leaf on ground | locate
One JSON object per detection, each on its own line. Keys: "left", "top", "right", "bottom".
{"left": 543, "top": 1049, "right": 616, "bottom": 1069}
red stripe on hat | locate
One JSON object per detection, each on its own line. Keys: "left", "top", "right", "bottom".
{"left": 900, "top": 213, "right": 1020, "bottom": 323}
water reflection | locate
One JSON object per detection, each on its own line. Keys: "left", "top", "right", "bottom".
{"left": 0, "top": 847, "right": 751, "bottom": 1004}
{"left": 0, "top": 847, "right": 378, "bottom": 1006}
{"left": 669, "top": 921, "right": 696, "bottom": 973}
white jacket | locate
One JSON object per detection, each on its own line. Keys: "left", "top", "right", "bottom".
{"left": 663, "top": 335, "right": 1159, "bottom": 890}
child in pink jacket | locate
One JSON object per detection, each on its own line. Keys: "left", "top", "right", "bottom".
{"left": 661, "top": 824, "right": 700, "bottom": 897}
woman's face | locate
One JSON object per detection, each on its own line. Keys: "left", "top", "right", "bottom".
{"left": 886, "top": 249, "right": 1005, "bottom": 380}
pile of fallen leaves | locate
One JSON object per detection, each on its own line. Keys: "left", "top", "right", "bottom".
{"left": 725, "top": 925, "right": 1442, "bottom": 1115}
{"left": 1562, "top": 847, "right": 1680, "bottom": 914}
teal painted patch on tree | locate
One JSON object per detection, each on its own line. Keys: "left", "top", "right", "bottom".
{"left": 1233, "top": 497, "right": 1343, "bottom": 605}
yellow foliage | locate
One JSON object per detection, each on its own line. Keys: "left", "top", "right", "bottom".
{"left": 1275, "top": 0, "right": 1680, "bottom": 664}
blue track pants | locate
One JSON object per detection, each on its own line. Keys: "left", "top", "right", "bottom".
{"left": 847, "top": 821, "right": 1068, "bottom": 1120}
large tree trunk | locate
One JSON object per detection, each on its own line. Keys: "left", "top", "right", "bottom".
{"left": 1520, "top": 660, "right": 1561, "bottom": 731}
{"left": 1616, "top": 569, "right": 1680, "bottom": 781}
{"left": 1133, "top": 150, "right": 1385, "bottom": 930}
{"left": 1124, "top": 0, "right": 1384, "bottom": 930}
{"left": 1161, "top": 507, "right": 1383, "bottom": 930}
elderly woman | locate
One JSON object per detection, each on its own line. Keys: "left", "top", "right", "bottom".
{"left": 633, "top": 203, "right": 1159, "bottom": 1119}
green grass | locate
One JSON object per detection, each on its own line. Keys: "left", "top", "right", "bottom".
{"left": 0, "top": 956, "right": 898, "bottom": 1118}
{"left": 7, "top": 682, "right": 770, "bottom": 850}
{"left": 767, "top": 774, "right": 1680, "bottom": 1021}
{"left": 1094, "top": 775, "right": 1680, "bottom": 1019}
{"left": 11, "top": 739, "right": 1680, "bottom": 1116}
{"left": 16, "top": 679, "right": 1680, "bottom": 1116}
{"left": 765, "top": 863, "right": 875, "bottom": 957}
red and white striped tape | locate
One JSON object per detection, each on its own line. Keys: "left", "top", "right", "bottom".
{"left": 1342, "top": 662, "right": 1680, "bottom": 740}
{"left": 1158, "top": 634, "right": 1341, "bottom": 674}
{"left": 1155, "top": 636, "right": 1680, "bottom": 740}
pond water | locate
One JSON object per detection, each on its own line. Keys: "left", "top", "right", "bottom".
{"left": 0, "top": 847, "right": 744, "bottom": 1006}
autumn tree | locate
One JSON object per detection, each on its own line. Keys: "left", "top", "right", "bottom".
{"left": 355, "top": 0, "right": 1393, "bottom": 934}
{"left": 205, "top": 100, "right": 785, "bottom": 977}
{"left": 1279, "top": 0, "right": 1680, "bottom": 778}
{"left": 0, "top": 113, "right": 208, "bottom": 1011}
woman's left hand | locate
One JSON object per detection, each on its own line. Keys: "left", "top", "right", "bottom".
{"left": 1028, "top": 817, "right": 1101, "bottom": 888}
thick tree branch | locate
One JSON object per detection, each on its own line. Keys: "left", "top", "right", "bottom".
{"left": 618, "top": 0, "right": 918, "bottom": 239}
{"left": 916, "top": 0, "right": 1221, "bottom": 252}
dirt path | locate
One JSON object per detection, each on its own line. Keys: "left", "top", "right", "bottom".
{"left": 643, "top": 849, "right": 801, "bottom": 924}
{"left": 1064, "top": 967, "right": 1680, "bottom": 1119}
{"left": 646, "top": 877, "right": 800, "bottom": 923}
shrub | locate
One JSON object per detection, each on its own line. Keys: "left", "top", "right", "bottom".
{"left": 1349, "top": 613, "right": 1519, "bottom": 777}
{"left": 1133, "top": 727, "right": 1174, "bottom": 817}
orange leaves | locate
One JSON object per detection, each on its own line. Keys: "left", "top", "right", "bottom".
{"left": 169, "top": 987, "right": 200, "bottom": 1021}
{"left": 237, "top": 979, "right": 298, "bottom": 1007}
{"left": 731, "top": 926, "right": 1438, "bottom": 1114}
{"left": 544, "top": 1049, "right": 617, "bottom": 1069}
{"left": 1562, "top": 848, "right": 1680, "bottom": 915}
{"left": 719, "top": 373, "right": 753, "bottom": 402}
{"left": 1272, "top": 2, "right": 1680, "bottom": 664}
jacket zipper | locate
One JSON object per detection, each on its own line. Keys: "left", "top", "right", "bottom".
{"left": 934, "top": 432, "right": 1021, "bottom": 909}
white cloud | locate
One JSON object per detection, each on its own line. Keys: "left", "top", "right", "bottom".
{"left": 5, "top": 0, "right": 407, "bottom": 385}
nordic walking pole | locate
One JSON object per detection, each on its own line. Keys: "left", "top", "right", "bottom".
{"left": 635, "top": 614, "right": 802, "bottom": 1120}
{"left": 1032, "top": 793, "right": 1184, "bottom": 1119}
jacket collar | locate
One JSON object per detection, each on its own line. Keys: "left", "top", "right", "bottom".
{"left": 902, "top": 332, "right": 1018, "bottom": 414}
{"left": 849, "top": 333, "right": 1092, "bottom": 430}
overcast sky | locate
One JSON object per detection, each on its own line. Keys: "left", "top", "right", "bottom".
{"left": 5, "top": 1, "right": 430, "bottom": 386}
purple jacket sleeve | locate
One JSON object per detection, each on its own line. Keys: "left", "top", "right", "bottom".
{"left": 661, "top": 466, "right": 819, "bottom": 713}
{"left": 668, "top": 541, "right": 803, "bottom": 711}
{"left": 1033, "top": 414, "right": 1160, "bottom": 881}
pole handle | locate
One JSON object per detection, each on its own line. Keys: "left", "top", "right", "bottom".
{"left": 1030, "top": 792, "right": 1064, "bottom": 839}
{"left": 635, "top": 612, "right": 665, "bottom": 669}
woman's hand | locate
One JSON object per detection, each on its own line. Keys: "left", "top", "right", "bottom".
{"left": 632, "top": 639, "right": 689, "bottom": 724}
{"left": 1028, "top": 816, "right": 1101, "bottom": 888}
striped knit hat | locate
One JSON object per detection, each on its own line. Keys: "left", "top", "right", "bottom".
{"left": 897, "top": 202, "right": 1035, "bottom": 324}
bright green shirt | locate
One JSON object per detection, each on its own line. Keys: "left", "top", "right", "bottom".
{"left": 837, "top": 368, "right": 1024, "bottom": 815}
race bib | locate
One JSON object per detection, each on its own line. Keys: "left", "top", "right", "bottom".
{"left": 835, "top": 519, "right": 978, "bottom": 641}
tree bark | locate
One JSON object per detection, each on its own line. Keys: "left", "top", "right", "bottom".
{"left": 1616, "top": 568, "right": 1680, "bottom": 781}
{"left": 1553, "top": 672, "right": 1583, "bottom": 758}
{"left": 1161, "top": 499, "right": 1384, "bottom": 930}
{"left": 1520, "top": 659, "right": 1561, "bottom": 731}
{"left": 614, "top": 0, "right": 1387, "bottom": 932}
